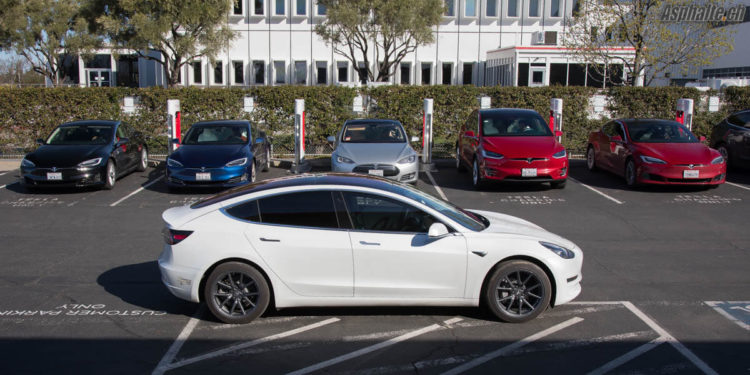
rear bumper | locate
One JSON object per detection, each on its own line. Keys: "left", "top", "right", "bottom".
{"left": 158, "top": 246, "right": 201, "bottom": 303}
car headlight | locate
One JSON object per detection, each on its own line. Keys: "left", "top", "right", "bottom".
{"left": 397, "top": 154, "right": 416, "bottom": 164}
{"left": 167, "top": 158, "right": 183, "bottom": 168}
{"left": 77, "top": 157, "right": 103, "bottom": 167}
{"left": 21, "top": 158, "right": 35, "bottom": 168}
{"left": 481, "top": 149, "right": 504, "bottom": 159}
{"left": 226, "top": 158, "right": 247, "bottom": 167}
{"left": 552, "top": 149, "right": 567, "bottom": 159}
{"left": 640, "top": 155, "right": 666, "bottom": 164}
{"left": 336, "top": 155, "right": 354, "bottom": 164}
{"left": 540, "top": 241, "right": 575, "bottom": 259}
{"left": 711, "top": 156, "right": 724, "bottom": 164}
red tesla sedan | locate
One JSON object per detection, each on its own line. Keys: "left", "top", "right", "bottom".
{"left": 586, "top": 119, "right": 726, "bottom": 187}
{"left": 457, "top": 108, "right": 568, "bottom": 189}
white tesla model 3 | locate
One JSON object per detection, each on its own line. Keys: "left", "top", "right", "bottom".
{"left": 159, "top": 173, "right": 583, "bottom": 324}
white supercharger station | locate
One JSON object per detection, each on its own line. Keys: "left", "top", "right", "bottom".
{"left": 422, "top": 99, "right": 434, "bottom": 166}
{"left": 291, "top": 99, "right": 310, "bottom": 173}
{"left": 550, "top": 98, "right": 563, "bottom": 142}
{"left": 167, "top": 99, "right": 181, "bottom": 154}
{"left": 675, "top": 98, "right": 694, "bottom": 131}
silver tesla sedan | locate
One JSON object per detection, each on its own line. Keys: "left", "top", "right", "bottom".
{"left": 328, "top": 119, "right": 420, "bottom": 184}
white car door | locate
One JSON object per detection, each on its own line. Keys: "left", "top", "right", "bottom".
{"left": 342, "top": 191, "right": 467, "bottom": 299}
{"left": 229, "top": 190, "right": 354, "bottom": 297}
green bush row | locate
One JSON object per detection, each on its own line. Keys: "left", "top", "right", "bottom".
{"left": 0, "top": 86, "right": 748, "bottom": 155}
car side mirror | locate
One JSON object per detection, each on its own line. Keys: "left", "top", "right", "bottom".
{"left": 464, "top": 130, "right": 475, "bottom": 138}
{"left": 36, "top": 138, "right": 45, "bottom": 145}
{"left": 555, "top": 130, "right": 563, "bottom": 137}
{"left": 255, "top": 137, "right": 264, "bottom": 144}
{"left": 699, "top": 136, "right": 706, "bottom": 142}
{"left": 171, "top": 138, "right": 180, "bottom": 145}
{"left": 327, "top": 136, "right": 336, "bottom": 143}
{"left": 411, "top": 136, "right": 420, "bottom": 143}
{"left": 611, "top": 135, "right": 623, "bottom": 143}
{"left": 428, "top": 222, "right": 449, "bottom": 238}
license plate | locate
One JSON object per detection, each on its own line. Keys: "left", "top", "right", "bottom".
{"left": 368, "top": 169, "right": 384, "bottom": 176}
{"left": 195, "top": 172, "right": 211, "bottom": 181}
{"left": 683, "top": 170, "right": 699, "bottom": 179}
{"left": 521, "top": 168, "right": 538, "bottom": 177}
{"left": 46, "top": 172, "right": 62, "bottom": 180}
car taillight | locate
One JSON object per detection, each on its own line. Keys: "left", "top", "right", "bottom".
{"left": 163, "top": 228, "right": 193, "bottom": 245}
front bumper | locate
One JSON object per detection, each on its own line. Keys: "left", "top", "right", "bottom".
{"left": 481, "top": 157, "right": 568, "bottom": 182}
{"left": 552, "top": 247, "right": 584, "bottom": 306}
{"left": 637, "top": 163, "right": 726, "bottom": 185}
{"left": 166, "top": 165, "right": 250, "bottom": 188}
{"left": 21, "top": 166, "right": 106, "bottom": 188}
{"left": 331, "top": 159, "right": 419, "bottom": 183}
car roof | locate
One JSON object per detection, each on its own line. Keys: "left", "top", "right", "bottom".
{"left": 192, "top": 120, "right": 251, "bottom": 127}
{"left": 344, "top": 119, "right": 402, "bottom": 125}
{"left": 479, "top": 108, "right": 539, "bottom": 115}
{"left": 60, "top": 120, "right": 119, "bottom": 127}
{"left": 191, "top": 173, "right": 410, "bottom": 209}
{"left": 615, "top": 119, "right": 682, "bottom": 126}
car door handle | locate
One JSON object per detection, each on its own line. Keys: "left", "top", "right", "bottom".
{"left": 359, "top": 241, "right": 380, "bottom": 246}
{"left": 260, "top": 237, "right": 280, "bottom": 242}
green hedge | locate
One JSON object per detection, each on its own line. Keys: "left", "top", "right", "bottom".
{"left": 1, "top": 85, "right": 748, "bottom": 156}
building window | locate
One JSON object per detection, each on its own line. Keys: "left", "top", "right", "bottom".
{"left": 253, "top": 0, "right": 264, "bottom": 15}
{"left": 550, "top": 0, "right": 561, "bottom": 17}
{"left": 214, "top": 62, "right": 223, "bottom": 84}
{"left": 295, "top": 61, "right": 307, "bottom": 85}
{"left": 529, "top": 0, "right": 540, "bottom": 17}
{"left": 233, "top": 0, "right": 243, "bottom": 15}
{"left": 421, "top": 62, "right": 432, "bottom": 85}
{"left": 444, "top": 0, "right": 455, "bottom": 17}
{"left": 508, "top": 0, "right": 518, "bottom": 17}
{"left": 465, "top": 0, "right": 477, "bottom": 17}
{"left": 274, "top": 0, "right": 285, "bottom": 15}
{"left": 274, "top": 60, "right": 286, "bottom": 84}
{"left": 295, "top": 0, "right": 306, "bottom": 16}
{"left": 400, "top": 62, "right": 411, "bottom": 85}
{"left": 357, "top": 61, "right": 368, "bottom": 84}
{"left": 337, "top": 61, "right": 349, "bottom": 82}
{"left": 316, "top": 61, "right": 327, "bottom": 85}
{"left": 192, "top": 61, "right": 202, "bottom": 84}
{"left": 233, "top": 61, "right": 244, "bottom": 84}
{"left": 442, "top": 62, "right": 453, "bottom": 85}
{"left": 486, "top": 0, "right": 498, "bottom": 17}
{"left": 463, "top": 63, "right": 473, "bottom": 85}
{"left": 253, "top": 60, "right": 265, "bottom": 84}
{"left": 316, "top": 2, "right": 326, "bottom": 15}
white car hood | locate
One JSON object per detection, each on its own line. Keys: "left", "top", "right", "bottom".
{"left": 468, "top": 209, "right": 577, "bottom": 249}
{"left": 335, "top": 142, "right": 413, "bottom": 164}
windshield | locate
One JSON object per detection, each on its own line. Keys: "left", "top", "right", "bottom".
{"left": 182, "top": 125, "right": 249, "bottom": 145}
{"left": 394, "top": 182, "right": 487, "bottom": 231}
{"left": 342, "top": 122, "right": 406, "bottom": 143}
{"left": 46, "top": 125, "right": 113, "bottom": 145}
{"left": 627, "top": 121, "right": 698, "bottom": 143}
{"left": 481, "top": 112, "right": 552, "bottom": 137}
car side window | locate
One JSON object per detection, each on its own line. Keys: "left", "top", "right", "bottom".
{"left": 257, "top": 191, "right": 339, "bottom": 229}
{"left": 116, "top": 126, "right": 127, "bottom": 140}
{"left": 614, "top": 123, "right": 626, "bottom": 140}
{"left": 225, "top": 200, "right": 260, "bottom": 222}
{"left": 341, "top": 191, "right": 439, "bottom": 233}
{"left": 728, "top": 113, "right": 750, "bottom": 128}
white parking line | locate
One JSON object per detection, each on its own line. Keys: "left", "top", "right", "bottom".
{"left": 0, "top": 182, "right": 18, "bottom": 190}
{"left": 155, "top": 317, "right": 340, "bottom": 374}
{"left": 110, "top": 176, "right": 163, "bottom": 207}
{"left": 705, "top": 301, "right": 750, "bottom": 331}
{"left": 622, "top": 302, "right": 718, "bottom": 375}
{"left": 152, "top": 308, "right": 204, "bottom": 375}
{"left": 425, "top": 171, "right": 449, "bottom": 200}
{"left": 0, "top": 172, "right": 8, "bottom": 176}
{"left": 568, "top": 177, "right": 624, "bottom": 204}
{"left": 441, "top": 317, "right": 584, "bottom": 375}
{"left": 587, "top": 336, "right": 666, "bottom": 375}
{"left": 287, "top": 317, "right": 463, "bottom": 375}
{"left": 725, "top": 181, "right": 750, "bottom": 191}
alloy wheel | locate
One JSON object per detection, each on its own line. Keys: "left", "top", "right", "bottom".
{"left": 625, "top": 160, "right": 636, "bottom": 187}
{"left": 587, "top": 147, "right": 596, "bottom": 171}
{"left": 495, "top": 270, "right": 544, "bottom": 317}
{"left": 212, "top": 271, "right": 260, "bottom": 317}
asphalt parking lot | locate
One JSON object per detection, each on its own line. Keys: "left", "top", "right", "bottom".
{"left": 0, "top": 160, "right": 748, "bottom": 374}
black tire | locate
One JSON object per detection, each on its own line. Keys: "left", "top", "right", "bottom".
{"left": 586, "top": 145, "right": 597, "bottom": 171}
{"left": 717, "top": 144, "right": 730, "bottom": 170}
{"left": 204, "top": 262, "right": 270, "bottom": 324}
{"left": 456, "top": 146, "right": 466, "bottom": 172}
{"left": 262, "top": 148, "right": 270, "bottom": 172}
{"left": 136, "top": 148, "right": 148, "bottom": 172}
{"left": 550, "top": 180, "right": 566, "bottom": 189}
{"left": 624, "top": 159, "right": 637, "bottom": 188}
{"left": 472, "top": 158, "right": 485, "bottom": 190}
{"left": 485, "top": 260, "right": 552, "bottom": 323}
{"left": 249, "top": 160, "right": 257, "bottom": 183}
{"left": 103, "top": 159, "right": 116, "bottom": 190}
